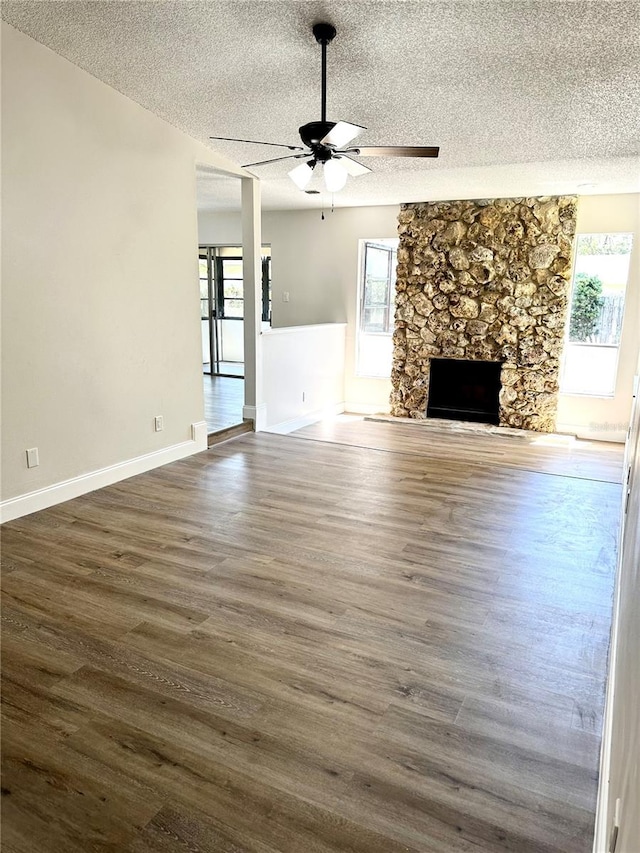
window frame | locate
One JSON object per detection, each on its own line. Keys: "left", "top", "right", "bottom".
{"left": 359, "top": 241, "right": 398, "bottom": 336}
{"left": 560, "top": 231, "right": 634, "bottom": 398}
{"left": 215, "top": 255, "right": 244, "bottom": 319}
{"left": 356, "top": 238, "right": 399, "bottom": 379}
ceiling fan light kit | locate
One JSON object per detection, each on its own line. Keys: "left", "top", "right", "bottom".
{"left": 323, "top": 158, "right": 348, "bottom": 192}
{"left": 209, "top": 23, "right": 439, "bottom": 194}
{"left": 288, "top": 160, "right": 315, "bottom": 189}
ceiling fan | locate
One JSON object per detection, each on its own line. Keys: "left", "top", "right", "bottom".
{"left": 210, "top": 22, "right": 439, "bottom": 193}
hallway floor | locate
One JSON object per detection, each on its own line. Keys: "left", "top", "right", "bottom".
{"left": 203, "top": 374, "right": 244, "bottom": 433}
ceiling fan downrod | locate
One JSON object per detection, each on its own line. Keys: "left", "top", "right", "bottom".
{"left": 312, "top": 22, "right": 336, "bottom": 125}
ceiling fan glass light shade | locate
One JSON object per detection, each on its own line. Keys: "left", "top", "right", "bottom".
{"left": 288, "top": 161, "right": 314, "bottom": 189}
{"left": 323, "top": 158, "right": 348, "bottom": 192}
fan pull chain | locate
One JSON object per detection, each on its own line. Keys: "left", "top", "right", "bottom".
{"left": 320, "top": 194, "right": 336, "bottom": 220}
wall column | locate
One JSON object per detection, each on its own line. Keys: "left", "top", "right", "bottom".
{"left": 241, "top": 176, "right": 266, "bottom": 429}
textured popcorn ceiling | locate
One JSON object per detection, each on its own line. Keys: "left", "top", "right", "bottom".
{"left": 3, "top": 1, "right": 639, "bottom": 211}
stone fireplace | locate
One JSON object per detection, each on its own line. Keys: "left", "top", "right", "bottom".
{"left": 390, "top": 196, "right": 577, "bottom": 432}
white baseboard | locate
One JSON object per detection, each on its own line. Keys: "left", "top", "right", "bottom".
{"left": 0, "top": 423, "right": 208, "bottom": 523}
{"left": 242, "top": 403, "right": 268, "bottom": 431}
{"left": 265, "top": 402, "right": 345, "bottom": 435}
{"left": 191, "top": 420, "right": 208, "bottom": 445}
{"left": 556, "top": 422, "right": 627, "bottom": 443}
{"left": 593, "top": 678, "right": 616, "bottom": 853}
{"left": 592, "top": 501, "right": 626, "bottom": 853}
{"left": 344, "top": 402, "right": 391, "bottom": 416}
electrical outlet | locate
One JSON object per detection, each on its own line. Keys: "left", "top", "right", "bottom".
{"left": 282, "top": 291, "right": 290, "bottom": 303}
{"left": 26, "top": 447, "right": 39, "bottom": 468}
{"left": 154, "top": 416, "right": 164, "bottom": 432}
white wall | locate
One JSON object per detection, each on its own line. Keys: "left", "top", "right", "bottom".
{"left": 202, "top": 194, "right": 640, "bottom": 434}
{"left": 557, "top": 194, "right": 640, "bottom": 442}
{"left": 594, "top": 367, "right": 640, "bottom": 852}
{"left": 1, "top": 23, "right": 248, "bottom": 517}
{"left": 262, "top": 324, "right": 347, "bottom": 432}
{"left": 199, "top": 205, "right": 399, "bottom": 412}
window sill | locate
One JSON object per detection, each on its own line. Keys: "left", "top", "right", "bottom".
{"left": 559, "top": 390, "right": 616, "bottom": 399}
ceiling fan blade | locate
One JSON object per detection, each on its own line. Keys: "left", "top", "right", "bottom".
{"left": 335, "top": 155, "right": 372, "bottom": 177}
{"left": 346, "top": 146, "right": 440, "bottom": 158}
{"left": 242, "top": 153, "right": 309, "bottom": 168}
{"left": 210, "top": 135, "right": 303, "bottom": 151}
{"left": 320, "top": 121, "right": 366, "bottom": 148}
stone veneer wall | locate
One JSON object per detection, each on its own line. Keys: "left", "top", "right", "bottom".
{"left": 390, "top": 196, "right": 578, "bottom": 431}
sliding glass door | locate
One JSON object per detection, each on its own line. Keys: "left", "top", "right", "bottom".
{"left": 199, "top": 247, "right": 219, "bottom": 375}
{"left": 199, "top": 245, "right": 271, "bottom": 378}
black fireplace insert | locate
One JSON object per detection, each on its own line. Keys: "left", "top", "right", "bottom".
{"left": 426, "top": 358, "right": 502, "bottom": 425}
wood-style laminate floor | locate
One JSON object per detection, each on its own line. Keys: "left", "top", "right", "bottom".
{"left": 203, "top": 374, "right": 244, "bottom": 433}
{"left": 293, "top": 415, "right": 624, "bottom": 484}
{"left": 1, "top": 425, "right": 623, "bottom": 853}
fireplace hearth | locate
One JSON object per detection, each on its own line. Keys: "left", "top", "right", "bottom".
{"left": 426, "top": 358, "right": 502, "bottom": 425}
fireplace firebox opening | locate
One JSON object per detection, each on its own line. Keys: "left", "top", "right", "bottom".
{"left": 426, "top": 358, "right": 502, "bottom": 425}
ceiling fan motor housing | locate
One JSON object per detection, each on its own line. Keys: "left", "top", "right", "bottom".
{"left": 298, "top": 121, "right": 337, "bottom": 156}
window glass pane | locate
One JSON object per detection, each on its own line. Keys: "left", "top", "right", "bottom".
{"left": 358, "top": 238, "right": 398, "bottom": 375}
{"left": 562, "top": 345, "right": 619, "bottom": 396}
{"left": 569, "top": 234, "right": 632, "bottom": 345}
{"left": 216, "top": 245, "right": 271, "bottom": 258}
{"left": 199, "top": 255, "right": 209, "bottom": 319}
{"left": 224, "top": 299, "right": 244, "bottom": 318}
{"left": 222, "top": 259, "right": 243, "bottom": 279}
{"left": 366, "top": 247, "right": 390, "bottom": 283}
{"left": 363, "top": 306, "right": 387, "bottom": 333}
{"left": 365, "top": 248, "right": 390, "bottom": 312}
{"left": 218, "top": 246, "right": 241, "bottom": 258}
{"left": 365, "top": 277, "right": 389, "bottom": 307}
{"left": 561, "top": 233, "right": 633, "bottom": 396}
{"left": 358, "top": 334, "right": 394, "bottom": 378}
{"left": 361, "top": 242, "right": 398, "bottom": 335}
{"left": 262, "top": 257, "right": 272, "bottom": 323}
{"left": 223, "top": 280, "right": 243, "bottom": 299}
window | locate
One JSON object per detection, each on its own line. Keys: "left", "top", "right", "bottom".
{"left": 362, "top": 242, "right": 397, "bottom": 333}
{"left": 357, "top": 239, "right": 398, "bottom": 377}
{"left": 561, "top": 233, "right": 633, "bottom": 396}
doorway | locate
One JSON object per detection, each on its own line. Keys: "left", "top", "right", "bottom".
{"left": 199, "top": 244, "right": 271, "bottom": 433}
